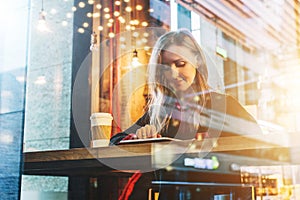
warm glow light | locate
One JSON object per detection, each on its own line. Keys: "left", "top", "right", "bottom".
{"left": 143, "top": 32, "right": 149, "bottom": 37}
{"left": 136, "top": 40, "right": 142, "bottom": 46}
{"left": 144, "top": 46, "right": 150, "bottom": 51}
{"left": 37, "top": 10, "right": 49, "bottom": 32}
{"left": 37, "top": 19, "right": 48, "bottom": 32}
{"left": 98, "top": 25, "right": 103, "bottom": 31}
{"left": 50, "top": 9, "right": 57, "bottom": 15}
{"left": 96, "top": 4, "right": 102, "bottom": 9}
{"left": 88, "top": 0, "right": 94, "bottom": 4}
{"left": 120, "top": 44, "right": 126, "bottom": 49}
{"left": 78, "top": 2, "right": 85, "bottom": 8}
{"left": 118, "top": 16, "right": 125, "bottom": 23}
{"left": 142, "top": 38, "right": 148, "bottom": 43}
{"left": 78, "top": 27, "right": 84, "bottom": 33}
{"left": 130, "top": 19, "right": 139, "bottom": 25}
{"left": 108, "top": 18, "right": 114, "bottom": 23}
{"left": 120, "top": 37, "right": 125, "bottom": 42}
{"left": 124, "top": 0, "right": 130, "bottom": 2}
{"left": 193, "top": 95, "right": 200, "bottom": 102}
{"left": 114, "top": 11, "right": 120, "bottom": 17}
{"left": 71, "top": 6, "right": 77, "bottom": 12}
{"left": 83, "top": 22, "right": 89, "bottom": 28}
{"left": 131, "top": 57, "right": 141, "bottom": 68}
{"left": 108, "top": 32, "right": 115, "bottom": 38}
{"left": 93, "top": 12, "right": 100, "bottom": 18}
{"left": 136, "top": 5, "right": 143, "bottom": 11}
{"left": 125, "top": 6, "right": 132, "bottom": 12}
{"left": 104, "top": 7, "right": 110, "bottom": 12}
{"left": 141, "top": 21, "right": 148, "bottom": 27}
{"left": 125, "top": 25, "right": 131, "bottom": 30}
{"left": 104, "top": 13, "right": 110, "bottom": 19}
{"left": 66, "top": 12, "right": 72, "bottom": 18}
{"left": 132, "top": 31, "right": 139, "bottom": 37}
{"left": 61, "top": 21, "right": 68, "bottom": 26}
{"left": 115, "top": 1, "right": 121, "bottom": 5}
{"left": 148, "top": 8, "right": 154, "bottom": 12}
{"left": 107, "top": 22, "right": 113, "bottom": 27}
{"left": 87, "top": 12, "right": 92, "bottom": 17}
{"left": 131, "top": 50, "right": 142, "bottom": 68}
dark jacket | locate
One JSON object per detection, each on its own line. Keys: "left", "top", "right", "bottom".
{"left": 110, "top": 92, "right": 262, "bottom": 145}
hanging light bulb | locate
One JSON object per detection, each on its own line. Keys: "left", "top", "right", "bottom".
{"left": 90, "top": 31, "right": 99, "bottom": 51}
{"left": 131, "top": 49, "right": 142, "bottom": 68}
{"left": 37, "top": 0, "right": 49, "bottom": 32}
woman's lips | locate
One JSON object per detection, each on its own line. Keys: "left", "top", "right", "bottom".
{"left": 176, "top": 74, "right": 187, "bottom": 82}
{"left": 173, "top": 78, "right": 185, "bottom": 86}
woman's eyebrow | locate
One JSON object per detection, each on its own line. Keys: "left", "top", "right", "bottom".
{"left": 162, "top": 58, "right": 183, "bottom": 65}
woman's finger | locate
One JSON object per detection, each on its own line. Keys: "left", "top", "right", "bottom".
{"left": 136, "top": 125, "right": 158, "bottom": 139}
{"left": 150, "top": 125, "right": 157, "bottom": 137}
{"left": 144, "top": 125, "right": 152, "bottom": 138}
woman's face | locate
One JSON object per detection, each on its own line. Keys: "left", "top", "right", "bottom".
{"left": 160, "top": 44, "right": 197, "bottom": 93}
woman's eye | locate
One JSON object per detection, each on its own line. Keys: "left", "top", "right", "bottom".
{"left": 175, "top": 61, "right": 186, "bottom": 67}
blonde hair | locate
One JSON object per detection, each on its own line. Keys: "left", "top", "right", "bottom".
{"left": 146, "top": 29, "right": 210, "bottom": 133}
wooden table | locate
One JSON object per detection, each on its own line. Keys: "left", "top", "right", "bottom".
{"left": 22, "top": 135, "right": 296, "bottom": 200}
{"left": 23, "top": 135, "right": 291, "bottom": 177}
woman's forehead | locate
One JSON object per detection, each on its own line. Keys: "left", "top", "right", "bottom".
{"left": 161, "top": 44, "right": 195, "bottom": 63}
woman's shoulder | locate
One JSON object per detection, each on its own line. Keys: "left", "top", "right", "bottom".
{"left": 207, "top": 91, "right": 253, "bottom": 119}
{"left": 205, "top": 91, "right": 229, "bottom": 112}
{"left": 208, "top": 91, "right": 234, "bottom": 100}
{"left": 207, "top": 91, "right": 240, "bottom": 105}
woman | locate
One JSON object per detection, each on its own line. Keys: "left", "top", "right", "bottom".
{"left": 111, "top": 29, "right": 261, "bottom": 145}
{"left": 112, "top": 29, "right": 262, "bottom": 200}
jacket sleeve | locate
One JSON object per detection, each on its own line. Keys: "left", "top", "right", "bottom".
{"left": 205, "top": 92, "right": 263, "bottom": 137}
{"left": 224, "top": 94, "right": 263, "bottom": 135}
{"left": 109, "top": 112, "right": 150, "bottom": 145}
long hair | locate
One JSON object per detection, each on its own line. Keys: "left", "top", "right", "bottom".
{"left": 146, "top": 29, "right": 210, "bottom": 133}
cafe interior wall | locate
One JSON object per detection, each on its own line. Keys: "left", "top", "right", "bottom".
{"left": 1, "top": 0, "right": 298, "bottom": 199}
{"left": 17, "top": 2, "right": 280, "bottom": 200}
{"left": 21, "top": 0, "right": 74, "bottom": 199}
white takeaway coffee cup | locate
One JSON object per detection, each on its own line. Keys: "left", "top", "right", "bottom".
{"left": 90, "top": 112, "right": 113, "bottom": 147}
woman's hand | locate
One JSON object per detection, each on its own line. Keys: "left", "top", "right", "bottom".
{"left": 136, "top": 124, "right": 161, "bottom": 139}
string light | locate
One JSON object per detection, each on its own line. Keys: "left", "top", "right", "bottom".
{"left": 37, "top": 0, "right": 49, "bottom": 32}
{"left": 136, "top": 5, "right": 143, "bottom": 11}
{"left": 108, "top": 32, "right": 115, "bottom": 38}
{"left": 125, "top": 6, "right": 132, "bottom": 12}
{"left": 93, "top": 12, "right": 100, "bottom": 18}
{"left": 131, "top": 49, "right": 142, "bottom": 68}
{"left": 35, "top": 0, "right": 155, "bottom": 33}
{"left": 87, "top": 12, "right": 93, "bottom": 18}
{"left": 96, "top": 4, "right": 102, "bottom": 9}
{"left": 38, "top": 0, "right": 154, "bottom": 55}
{"left": 90, "top": 31, "right": 98, "bottom": 51}
{"left": 78, "top": 2, "right": 85, "bottom": 8}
